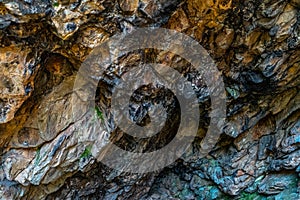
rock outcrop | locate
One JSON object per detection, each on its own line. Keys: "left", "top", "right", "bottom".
{"left": 0, "top": 0, "right": 299, "bottom": 199}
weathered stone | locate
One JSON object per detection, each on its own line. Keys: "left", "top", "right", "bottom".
{"left": 258, "top": 135, "right": 276, "bottom": 160}
{"left": 0, "top": 0, "right": 299, "bottom": 199}
{"left": 3, "top": 0, "right": 50, "bottom": 16}
{"left": 0, "top": 46, "right": 40, "bottom": 123}
{"left": 50, "top": 0, "right": 106, "bottom": 40}
{"left": 119, "top": 0, "right": 139, "bottom": 13}
{"left": 258, "top": 173, "right": 298, "bottom": 195}
{"left": 291, "top": 0, "right": 300, "bottom": 7}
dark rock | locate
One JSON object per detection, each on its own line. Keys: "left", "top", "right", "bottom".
{"left": 258, "top": 135, "right": 276, "bottom": 160}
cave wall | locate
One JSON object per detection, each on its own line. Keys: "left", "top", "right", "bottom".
{"left": 0, "top": 0, "right": 299, "bottom": 199}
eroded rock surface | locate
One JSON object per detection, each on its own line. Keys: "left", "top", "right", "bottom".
{"left": 0, "top": 46, "right": 40, "bottom": 123}
{"left": 0, "top": 0, "right": 299, "bottom": 199}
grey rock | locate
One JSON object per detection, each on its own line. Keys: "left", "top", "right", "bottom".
{"left": 258, "top": 173, "right": 298, "bottom": 195}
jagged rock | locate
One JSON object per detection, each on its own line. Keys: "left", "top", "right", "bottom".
{"left": 2, "top": 0, "right": 50, "bottom": 16}
{"left": 50, "top": 0, "right": 106, "bottom": 40}
{"left": 258, "top": 135, "right": 276, "bottom": 160}
{"left": 0, "top": 46, "right": 40, "bottom": 123}
{"left": 119, "top": 0, "right": 139, "bottom": 13}
{"left": 269, "top": 149, "right": 300, "bottom": 171}
{"left": 0, "top": 0, "right": 299, "bottom": 199}
{"left": 258, "top": 173, "right": 298, "bottom": 195}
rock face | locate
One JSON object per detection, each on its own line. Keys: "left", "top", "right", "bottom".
{"left": 0, "top": 46, "right": 40, "bottom": 123}
{"left": 0, "top": 0, "right": 299, "bottom": 199}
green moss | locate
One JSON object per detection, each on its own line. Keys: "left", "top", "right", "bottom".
{"left": 34, "top": 147, "right": 41, "bottom": 166}
{"left": 95, "top": 106, "right": 104, "bottom": 121}
{"left": 52, "top": 2, "right": 59, "bottom": 7}
{"left": 80, "top": 145, "right": 92, "bottom": 159}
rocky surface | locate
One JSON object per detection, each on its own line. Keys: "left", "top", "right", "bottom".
{"left": 0, "top": 0, "right": 299, "bottom": 199}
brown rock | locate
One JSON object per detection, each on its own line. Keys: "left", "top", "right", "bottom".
{"left": 291, "top": 0, "right": 300, "bottom": 8}
{"left": 119, "top": 0, "right": 139, "bottom": 12}
{"left": 0, "top": 46, "right": 40, "bottom": 123}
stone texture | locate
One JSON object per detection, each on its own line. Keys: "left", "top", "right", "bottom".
{"left": 0, "top": 46, "right": 40, "bottom": 123}
{"left": 0, "top": 0, "right": 299, "bottom": 199}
